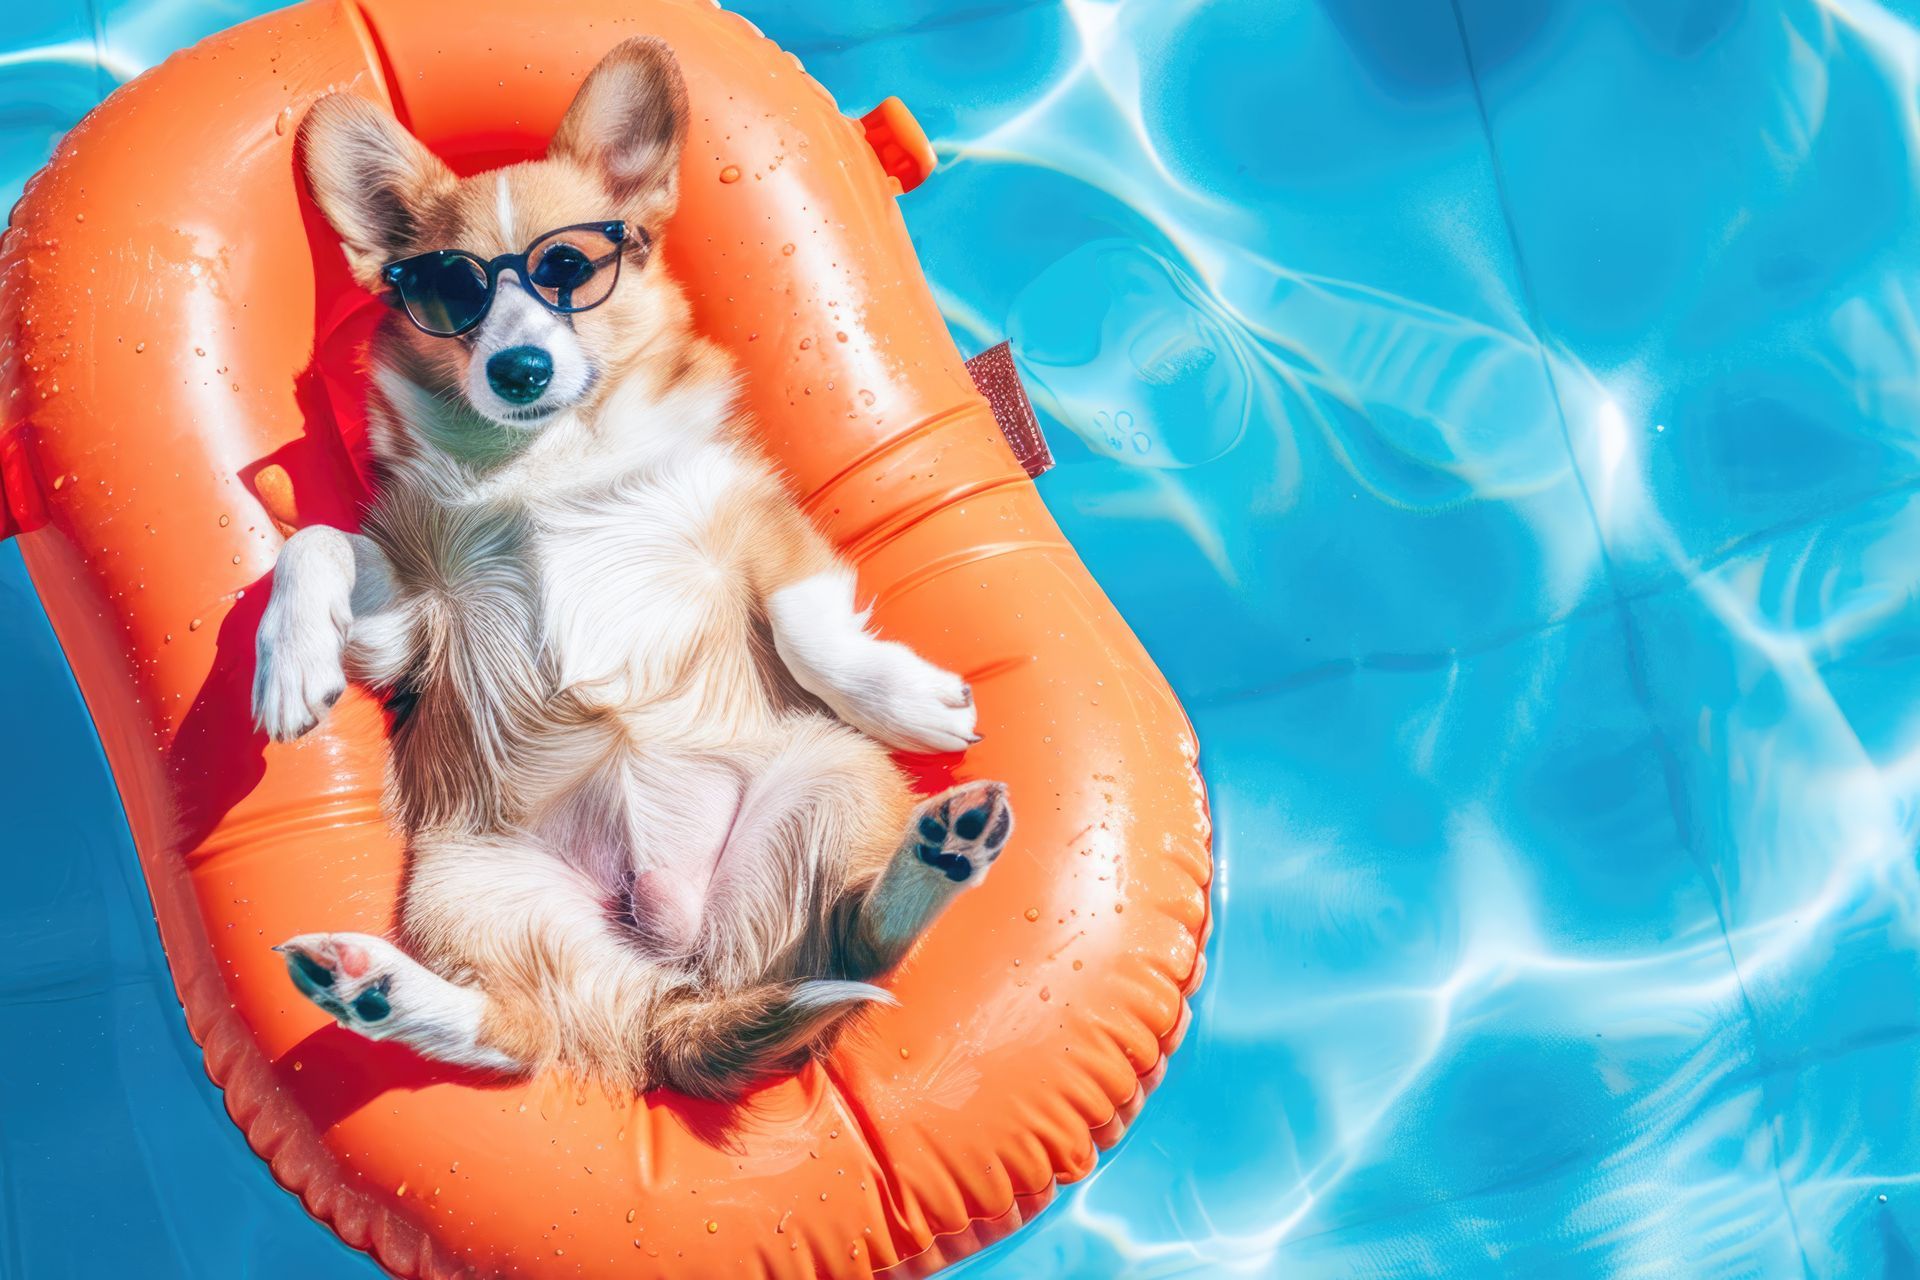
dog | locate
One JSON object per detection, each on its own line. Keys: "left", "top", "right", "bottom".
{"left": 252, "top": 37, "right": 1013, "bottom": 1099}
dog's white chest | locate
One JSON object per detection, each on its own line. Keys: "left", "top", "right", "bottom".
{"left": 536, "top": 456, "right": 746, "bottom": 707}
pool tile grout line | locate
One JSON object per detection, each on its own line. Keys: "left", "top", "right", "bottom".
{"left": 1444, "top": 2, "right": 1813, "bottom": 1273}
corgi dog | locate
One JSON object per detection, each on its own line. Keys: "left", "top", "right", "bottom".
{"left": 253, "top": 38, "right": 1013, "bottom": 1099}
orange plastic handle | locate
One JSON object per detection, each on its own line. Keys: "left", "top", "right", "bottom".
{"left": 0, "top": 1, "right": 1212, "bottom": 1276}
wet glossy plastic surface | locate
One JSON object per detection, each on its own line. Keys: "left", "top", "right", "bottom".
{"left": 7, "top": 1, "right": 1920, "bottom": 1277}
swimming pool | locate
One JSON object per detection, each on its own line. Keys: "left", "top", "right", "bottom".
{"left": 6, "top": 1, "right": 1920, "bottom": 1275}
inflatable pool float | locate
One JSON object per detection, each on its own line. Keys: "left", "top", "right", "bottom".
{"left": 0, "top": 0, "right": 1211, "bottom": 1273}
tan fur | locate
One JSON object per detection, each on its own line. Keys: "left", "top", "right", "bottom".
{"left": 263, "top": 39, "right": 1009, "bottom": 1100}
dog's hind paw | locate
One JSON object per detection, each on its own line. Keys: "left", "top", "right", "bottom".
{"left": 276, "top": 932, "right": 407, "bottom": 1030}
{"left": 274, "top": 932, "right": 518, "bottom": 1071}
{"left": 910, "top": 779, "right": 1013, "bottom": 885}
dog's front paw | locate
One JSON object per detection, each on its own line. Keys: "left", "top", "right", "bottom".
{"left": 252, "top": 599, "right": 348, "bottom": 743}
{"left": 843, "top": 643, "right": 978, "bottom": 754}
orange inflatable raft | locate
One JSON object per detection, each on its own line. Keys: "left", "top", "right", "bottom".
{"left": 0, "top": 1, "right": 1212, "bottom": 1274}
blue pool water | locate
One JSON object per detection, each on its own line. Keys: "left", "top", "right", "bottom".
{"left": 7, "top": 1, "right": 1920, "bottom": 1275}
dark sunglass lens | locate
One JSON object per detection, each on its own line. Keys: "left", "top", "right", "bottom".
{"left": 531, "top": 243, "right": 595, "bottom": 293}
{"left": 396, "top": 252, "right": 489, "bottom": 335}
{"left": 526, "top": 228, "right": 622, "bottom": 312}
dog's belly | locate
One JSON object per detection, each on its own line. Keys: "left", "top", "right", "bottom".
{"left": 620, "top": 754, "right": 746, "bottom": 950}
{"left": 531, "top": 739, "right": 756, "bottom": 954}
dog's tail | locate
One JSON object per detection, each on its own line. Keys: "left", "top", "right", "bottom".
{"left": 647, "top": 978, "right": 892, "bottom": 1099}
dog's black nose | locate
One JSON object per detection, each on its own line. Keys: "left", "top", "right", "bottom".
{"left": 486, "top": 346, "right": 554, "bottom": 405}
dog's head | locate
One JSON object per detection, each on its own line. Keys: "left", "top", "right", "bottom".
{"left": 302, "top": 38, "right": 690, "bottom": 453}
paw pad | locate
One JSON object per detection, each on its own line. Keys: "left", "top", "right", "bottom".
{"left": 277, "top": 935, "right": 395, "bottom": 1026}
{"left": 911, "top": 781, "right": 1013, "bottom": 885}
{"left": 351, "top": 984, "right": 393, "bottom": 1022}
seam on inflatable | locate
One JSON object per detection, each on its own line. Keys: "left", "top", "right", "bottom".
{"left": 816, "top": 1057, "right": 923, "bottom": 1263}
{"left": 337, "top": 0, "right": 407, "bottom": 122}
{"left": 867, "top": 537, "right": 1063, "bottom": 602}
{"left": 883, "top": 1182, "right": 1057, "bottom": 1280}
{"left": 797, "top": 402, "right": 980, "bottom": 512}
{"left": 843, "top": 476, "right": 1031, "bottom": 566}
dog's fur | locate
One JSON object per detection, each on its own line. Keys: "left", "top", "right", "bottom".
{"left": 253, "top": 39, "right": 1012, "bottom": 1099}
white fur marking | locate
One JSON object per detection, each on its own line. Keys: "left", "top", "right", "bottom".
{"left": 495, "top": 173, "right": 516, "bottom": 245}
{"left": 789, "top": 980, "right": 895, "bottom": 1012}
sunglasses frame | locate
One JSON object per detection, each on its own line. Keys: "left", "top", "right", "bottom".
{"left": 379, "top": 219, "right": 645, "bottom": 337}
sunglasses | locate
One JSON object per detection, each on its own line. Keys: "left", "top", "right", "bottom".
{"left": 379, "top": 220, "right": 645, "bottom": 337}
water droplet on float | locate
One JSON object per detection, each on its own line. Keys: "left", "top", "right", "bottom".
{"left": 1024, "top": 908, "right": 1039, "bottom": 922}
{"left": 781, "top": 243, "right": 795, "bottom": 256}
{"left": 798, "top": 337, "right": 812, "bottom": 350}
{"left": 189, "top": 618, "right": 202, "bottom": 632}
{"left": 1039, "top": 987, "right": 1051, "bottom": 1002}
{"left": 195, "top": 347, "right": 206, "bottom": 357}
{"left": 835, "top": 331, "right": 848, "bottom": 343}
{"left": 858, "top": 389, "right": 876, "bottom": 407}
{"left": 52, "top": 474, "right": 64, "bottom": 490}
{"left": 706, "top": 1220, "right": 718, "bottom": 1234}
{"left": 134, "top": 342, "right": 145, "bottom": 353}
{"left": 74, "top": 212, "right": 84, "bottom": 223}
{"left": 218, "top": 514, "right": 230, "bottom": 527}
{"left": 718, "top": 165, "right": 741, "bottom": 184}
{"left": 275, "top": 106, "right": 293, "bottom": 136}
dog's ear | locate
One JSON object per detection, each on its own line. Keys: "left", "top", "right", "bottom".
{"left": 300, "top": 94, "right": 455, "bottom": 285}
{"left": 549, "top": 37, "right": 689, "bottom": 221}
